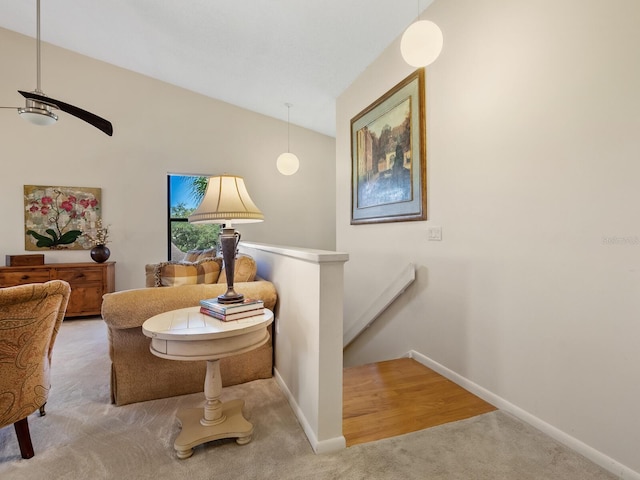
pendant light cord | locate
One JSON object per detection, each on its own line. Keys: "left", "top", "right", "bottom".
{"left": 285, "top": 103, "right": 292, "bottom": 153}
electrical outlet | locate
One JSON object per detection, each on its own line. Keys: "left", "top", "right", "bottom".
{"left": 427, "top": 226, "right": 442, "bottom": 241}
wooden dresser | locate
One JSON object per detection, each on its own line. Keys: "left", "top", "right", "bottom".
{"left": 0, "top": 262, "right": 115, "bottom": 318}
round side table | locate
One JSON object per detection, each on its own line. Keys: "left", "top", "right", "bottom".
{"left": 142, "top": 306, "right": 273, "bottom": 459}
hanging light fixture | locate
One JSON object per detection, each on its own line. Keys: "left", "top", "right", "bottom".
{"left": 400, "top": 1, "right": 443, "bottom": 68}
{"left": 19, "top": 0, "right": 57, "bottom": 127}
{"left": 276, "top": 103, "right": 300, "bottom": 176}
{"left": 19, "top": 99, "right": 58, "bottom": 125}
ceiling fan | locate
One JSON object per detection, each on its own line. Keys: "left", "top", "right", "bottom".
{"left": 0, "top": 0, "right": 113, "bottom": 136}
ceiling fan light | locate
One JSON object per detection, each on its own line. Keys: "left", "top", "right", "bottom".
{"left": 400, "top": 20, "right": 443, "bottom": 67}
{"left": 19, "top": 107, "right": 58, "bottom": 126}
{"left": 276, "top": 152, "right": 300, "bottom": 176}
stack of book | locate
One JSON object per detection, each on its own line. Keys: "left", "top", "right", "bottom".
{"left": 199, "top": 297, "right": 264, "bottom": 322}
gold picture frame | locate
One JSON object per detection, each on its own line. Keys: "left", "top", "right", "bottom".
{"left": 350, "top": 69, "right": 427, "bottom": 224}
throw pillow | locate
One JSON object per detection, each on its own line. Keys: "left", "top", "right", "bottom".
{"left": 148, "top": 257, "right": 223, "bottom": 287}
{"left": 183, "top": 247, "right": 218, "bottom": 263}
{"left": 217, "top": 254, "right": 257, "bottom": 284}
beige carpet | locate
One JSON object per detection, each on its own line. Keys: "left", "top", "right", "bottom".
{"left": 0, "top": 318, "right": 618, "bottom": 479}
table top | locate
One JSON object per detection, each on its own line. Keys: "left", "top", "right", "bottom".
{"left": 142, "top": 306, "right": 273, "bottom": 342}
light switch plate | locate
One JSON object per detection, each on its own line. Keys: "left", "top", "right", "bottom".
{"left": 427, "top": 226, "right": 442, "bottom": 241}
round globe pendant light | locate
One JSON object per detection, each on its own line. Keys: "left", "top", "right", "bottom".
{"left": 276, "top": 103, "right": 299, "bottom": 175}
{"left": 400, "top": 19, "right": 443, "bottom": 68}
{"left": 277, "top": 152, "right": 300, "bottom": 176}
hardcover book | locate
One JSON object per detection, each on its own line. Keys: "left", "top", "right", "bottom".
{"left": 199, "top": 306, "right": 264, "bottom": 322}
{"left": 199, "top": 297, "right": 264, "bottom": 314}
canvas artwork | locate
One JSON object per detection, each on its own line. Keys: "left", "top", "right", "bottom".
{"left": 351, "top": 69, "right": 427, "bottom": 224}
{"left": 356, "top": 97, "right": 413, "bottom": 208}
{"left": 24, "top": 185, "right": 102, "bottom": 250}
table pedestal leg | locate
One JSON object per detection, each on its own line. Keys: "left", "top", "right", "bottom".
{"left": 174, "top": 359, "right": 253, "bottom": 459}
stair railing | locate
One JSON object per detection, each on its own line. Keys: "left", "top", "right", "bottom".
{"left": 343, "top": 263, "right": 416, "bottom": 348}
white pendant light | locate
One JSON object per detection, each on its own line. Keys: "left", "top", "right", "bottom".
{"left": 276, "top": 152, "right": 300, "bottom": 176}
{"left": 276, "top": 103, "right": 300, "bottom": 176}
{"left": 400, "top": 6, "right": 443, "bottom": 68}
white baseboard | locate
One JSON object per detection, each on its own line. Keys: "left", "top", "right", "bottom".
{"left": 273, "top": 367, "right": 346, "bottom": 455}
{"left": 405, "top": 350, "right": 639, "bottom": 480}
{"left": 314, "top": 436, "right": 348, "bottom": 454}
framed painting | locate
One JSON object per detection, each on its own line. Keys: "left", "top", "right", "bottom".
{"left": 24, "top": 185, "right": 102, "bottom": 250}
{"left": 350, "top": 69, "right": 427, "bottom": 224}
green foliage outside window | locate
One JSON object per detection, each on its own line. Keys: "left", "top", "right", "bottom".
{"left": 170, "top": 203, "right": 220, "bottom": 252}
{"left": 169, "top": 176, "right": 220, "bottom": 255}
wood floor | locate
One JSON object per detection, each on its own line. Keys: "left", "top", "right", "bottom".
{"left": 343, "top": 357, "right": 497, "bottom": 446}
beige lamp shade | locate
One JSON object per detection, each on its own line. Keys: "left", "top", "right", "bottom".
{"left": 188, "top": 175, "right": 264, "bottom": 224}
{"left": 400, "top": 20, "right": 443, "bottom": 68}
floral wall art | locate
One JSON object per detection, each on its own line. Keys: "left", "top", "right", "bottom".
{"left": 24, "top": 185, "right": 102, "bottom": 250}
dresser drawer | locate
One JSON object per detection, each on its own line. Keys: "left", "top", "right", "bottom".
{"left": 65, "top": 285, "right": 105, "bottom": 316}
{"left": 0, "top": 270, "right": 51, "bottom": 285}
{"left": 0, "top": 261, "right": 115, "bottom": 318}
{"left": 55, "top": 268, "right": 103, "bottom": 284}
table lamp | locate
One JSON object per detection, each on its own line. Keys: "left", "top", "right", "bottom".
{"left": 188, "top": 175, "right": 264, "bottom": 303}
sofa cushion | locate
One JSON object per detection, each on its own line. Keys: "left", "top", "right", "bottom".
{"left": 183, "top": 247, "right": 217, "bottom": 263}
{"left": 218, "top": 254, "right": 257, "bottom": 284}
{"left": 147, "top": 257, "right": 222, "bottom": 287}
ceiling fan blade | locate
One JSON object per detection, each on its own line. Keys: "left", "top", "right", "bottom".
{"left": 19, "top": 90, "right": 113, "bottom": 136}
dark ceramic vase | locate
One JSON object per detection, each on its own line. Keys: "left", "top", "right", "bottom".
{"left": 90, "top": 244, "right": 111, "bottom": 263}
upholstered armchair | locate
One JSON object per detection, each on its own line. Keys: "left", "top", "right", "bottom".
{"left": 0, "top": 280, "right": 71, "bottom": 459}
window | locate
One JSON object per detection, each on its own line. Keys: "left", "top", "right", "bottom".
{"left": 167, "top": 174, "right": 220, "bottom": 261}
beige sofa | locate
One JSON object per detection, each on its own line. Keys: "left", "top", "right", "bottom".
{"left": 101, "top": 254, "right": 277, "bottom": 406}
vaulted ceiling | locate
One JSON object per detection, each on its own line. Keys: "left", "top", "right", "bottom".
{"left": 0, "top": 1, "right": 433, "bottom": 137}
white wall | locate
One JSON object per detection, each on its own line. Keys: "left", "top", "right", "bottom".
{"left": 338, "top": 0, "right": 640, "bottom": 477}
{"left": 0, "top": 27, "right": 336, "bottom": 292}
{"left": 241, "top": 242, "right": 348, "bottom": 454}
